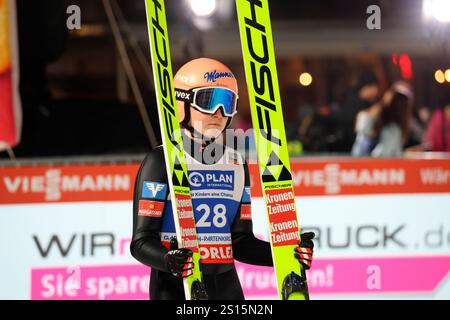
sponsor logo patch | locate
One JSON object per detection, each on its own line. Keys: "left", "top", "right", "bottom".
{"left": 199, "top": 243, "right": 234, "bottom": 264}
{"left": 188, "top": 170, "right": 234, "bottom": 190}
{"left": 141, "top": 181, "right": 167, "bottom": 200}
{"left": 240, "top": 203, "right": 252, "bottom": 220}
{"left": 242, "top": 186, "right": 251, "bottom": 203}
{"left": 138, "top": 200, "right": 164, "bottom": 217}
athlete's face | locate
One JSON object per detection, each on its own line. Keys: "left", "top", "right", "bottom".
{"left": 189, "top": 106, "right": 229, "bottom": 139}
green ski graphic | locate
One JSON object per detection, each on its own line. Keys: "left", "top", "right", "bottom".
{"left": 236, "top": 0, "right": 310, "bottom": 300}
{"left": 143, "top": 0, "right": 207, "bottom": 300}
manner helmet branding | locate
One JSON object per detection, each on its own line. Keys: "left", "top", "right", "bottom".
{"left": 203, "top": 70, "right": 235, "bottom": 83}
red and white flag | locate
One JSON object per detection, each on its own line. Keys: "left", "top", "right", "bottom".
{"left": 0, "top": 0, "right": 21, "bottom": 151}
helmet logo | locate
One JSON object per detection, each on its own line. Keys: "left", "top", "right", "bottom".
{"left": 204, "top": 70, "right": 234, "bottom": 83}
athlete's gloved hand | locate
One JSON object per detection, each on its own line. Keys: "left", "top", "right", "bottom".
{"left": 293, "top": 232, "right": 315, "bottom": 270}
{"left": 164, "top": 238, "right": 194, "bottom": 278}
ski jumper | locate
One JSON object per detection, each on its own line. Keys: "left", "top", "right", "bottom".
{"left": 130, "top": 136, "right": 273, "bottom": 299}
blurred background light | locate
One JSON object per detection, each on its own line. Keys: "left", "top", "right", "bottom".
{"left": 445, "top": 69, "right": 450, "bottom": 82}
{"left": 189, "top": 0, "right": 216, "bottom": 17}
{"left": 398, "top": 53, "right": 413, "bottom": 80}
{"left": 434, "top": 69, "right": 445, "bottom": 83}
{"left": 299, "top": 72, "right": 313, "bottom": 86}
{"left": 423, "top": 0, "right": 450, "bottom": 22}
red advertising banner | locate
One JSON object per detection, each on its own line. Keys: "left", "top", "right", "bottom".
{"left": 249, "top": 158, "right": 450, "bottom": 197}
{"left": 0, "top": 164, "right": 138, "bottom": 203}
{"left": 0, "top": 0, "right": 21, "bottom": 149}
{"left": 0, "top": 158, "right": 449, "bottom": 204}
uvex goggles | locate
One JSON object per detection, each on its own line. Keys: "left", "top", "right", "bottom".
{"left": 175, "top": 86, "right": 238, "bottom": 117}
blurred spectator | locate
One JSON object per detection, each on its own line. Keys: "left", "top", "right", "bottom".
{"left": 287, "top": 104, "right": 338, "bottom": 153}
{"left": 407, "top": 106, "right": 431, "bottom": 148}
{"left": 372, "top": 82, "right": 413, "bottom": 157}
{"left": 352, "top": 81, "right": 413, "bottom": 157}
{"left": 423, "top": 102, "right": 450, "bottom": 152}
{"left": 351, "top": 90, "right": 392, "bottom": 156}
{"left": 337, "top": 70, "right": 380, "bottom": 152}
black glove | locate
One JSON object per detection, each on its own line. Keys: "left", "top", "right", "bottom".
{"left": 164, "top": 238, "right": 194, "bottom": 278}
{"left": 293, "top": 232, "right": 315, "bottom": 270}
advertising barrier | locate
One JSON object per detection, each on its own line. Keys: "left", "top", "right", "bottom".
{"left": 0, "top": 158, "right": 449, "bottom": 299}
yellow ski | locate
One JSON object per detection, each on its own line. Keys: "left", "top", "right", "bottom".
{"left": 236, "top": 0, "right": 309, "bottom": 300}
{"left": 144, "top": 0, "right": 207, "bottom": 300}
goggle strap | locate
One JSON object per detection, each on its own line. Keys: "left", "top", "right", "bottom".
{"left": 174, "top": 88, "right": 193, "bottom": 103}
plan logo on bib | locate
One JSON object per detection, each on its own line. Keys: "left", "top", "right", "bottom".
{"left": 188, "top": 171, "right": 234, "bottom": 190}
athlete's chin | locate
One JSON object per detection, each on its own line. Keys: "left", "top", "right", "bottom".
{"left": 203, "top": 128, "right": 223, "bottom": 139}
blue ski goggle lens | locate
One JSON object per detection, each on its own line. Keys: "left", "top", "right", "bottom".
{"left": 175, "top": 87, "right": 238, "bottom": 117}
